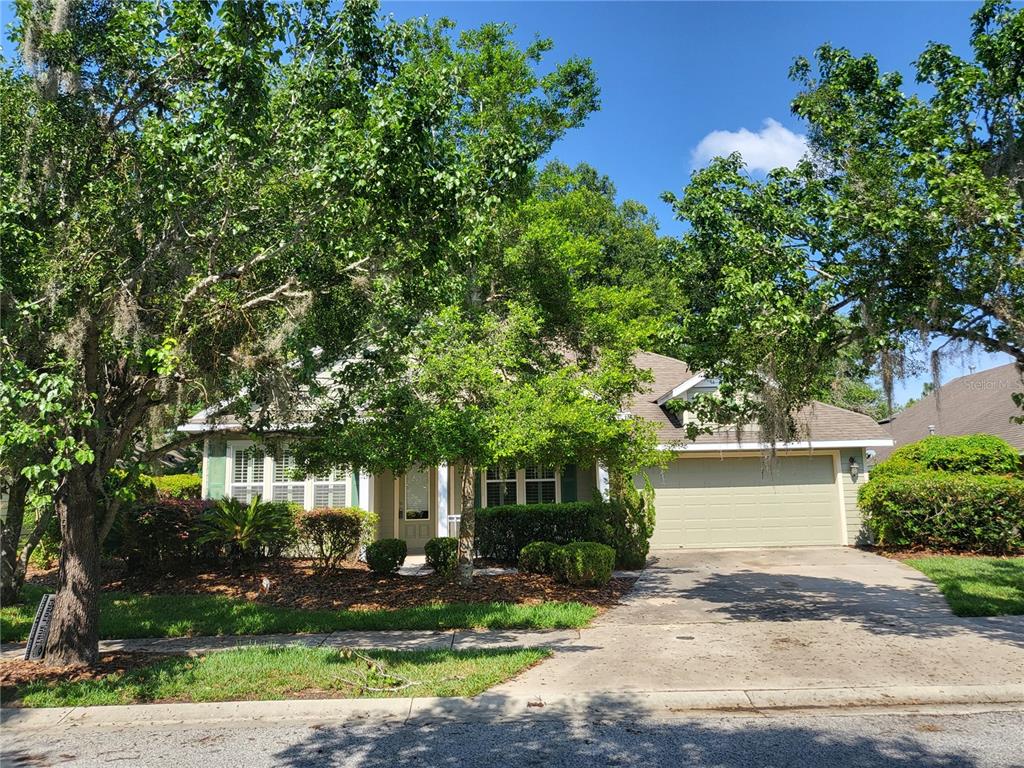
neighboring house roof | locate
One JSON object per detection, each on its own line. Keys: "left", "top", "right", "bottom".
{"left": 628, "top": 352, "right": 893, "bottom": 451}
{"left": 875, "top": 363, "right": 1024, "bottom": 461}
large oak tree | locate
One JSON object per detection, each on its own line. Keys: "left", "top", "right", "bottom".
{"left": 1, "top": 0, "right": 596, "bottom": 665}
{"left": 665, "top": 0, "right": 1023, "bottom": 438}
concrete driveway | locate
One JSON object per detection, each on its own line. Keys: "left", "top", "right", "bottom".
{"left": 496, "top": 547, "right": 1024, "bottom": 698}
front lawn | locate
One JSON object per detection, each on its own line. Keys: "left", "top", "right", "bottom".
{"left": 1, "top": 646, "right": 549, "bottom": 707}
{"left": 1, "top": 584, "right": 596, "bottom": 643}
{"left": 904, "top": 556, "right": 1024, "bottom": 617}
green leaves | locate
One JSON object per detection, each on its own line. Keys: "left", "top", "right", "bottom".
{"left": 667, "top": 4, "right": 1024, "bottom": 439}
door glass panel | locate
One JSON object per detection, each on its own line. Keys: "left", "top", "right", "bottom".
{"left": 403, "top": 467, "right": 430, "bottom": 520}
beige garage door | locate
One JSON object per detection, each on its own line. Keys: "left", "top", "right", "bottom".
{"left": 648, "top": 455, "right": 841, "bottom": 549}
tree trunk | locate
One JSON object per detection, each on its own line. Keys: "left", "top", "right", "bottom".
{"left": 0, "top": 475, "right": 30, "bottom": 605}
{"left": 457, "top": 464, "right": 476, "bottom": 586}
{"left": 44, "top": 467, "right": 101, "bottom": 667}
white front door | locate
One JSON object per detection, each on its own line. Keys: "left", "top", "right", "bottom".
{"left": 398, "top": 467, "right": 433, "bottom": 554}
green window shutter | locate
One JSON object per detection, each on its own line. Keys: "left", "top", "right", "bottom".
{"left": 560, "top": 465, "right": 577, "bottom": 503}
{"left": 350, "top": 470, "right": 359, "bottom": 508}
{"left": 473, "top": 470, "right": 482, "bottom": 510}
{"left": 206, "top": 439, "right": 228, "bottom": 500}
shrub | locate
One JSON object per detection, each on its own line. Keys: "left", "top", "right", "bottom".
{"left": 28, "top": 513, "right": 62, "bottom": 569}
{"left": 868, "top": 455, "right": 922, "bottom": 480}
{"left": 475, "top": 502, "right": 606, "bottom": 563}
{"left": 877, "top": 435, "right": 1020, "bottom": 477}
{"left": 476, "top": 498, "right": 654, "bottom": 569}
{"left": 550, "top": 542, "right": 616, "bottom": 586}
{"left": 365, "top": 538, "right": 407, "bottom": 574}
{"left": 297, "top": 507, "right": 378, "bottom": 572}
{"left": 425, "top": 537, "right": 459, "bottom": 577}
{"left": 859, "top": 471, "right": 1024, "bottom": 554}
{"left": 518, "top": 541, "right": 559, "bottom": 574}
{"left": 599, "top": 495, "right": 655, "bottom": 570}
{"left": 196, "top": 497, "right": 298, "bottom": 565}
{"left": 147, "top": 473, "right": 203, "bottom": 500}
{"left": 120, "top": 498, "right": 216, "bottom": 571}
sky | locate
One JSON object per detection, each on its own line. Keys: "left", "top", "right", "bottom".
{"left": 2, "top": 0, "right": 1013, "bottom": 404}
{"left": 382, "top": 1, "right": 1014, "bottom": 404}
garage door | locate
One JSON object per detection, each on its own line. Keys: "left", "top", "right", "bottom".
{"left": 648, "top": 455, "right": 841, "bottom": 549}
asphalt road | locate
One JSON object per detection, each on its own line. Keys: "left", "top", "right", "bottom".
{"left": 4, "top": 710, "right": 1023, "bottom": 768}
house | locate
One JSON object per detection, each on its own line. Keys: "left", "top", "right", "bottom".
{"left": 184, "top": 352, "right": 893, "bottom": 552}
{"left": 875, "top": 363, "right": 1024, "bottom": 463}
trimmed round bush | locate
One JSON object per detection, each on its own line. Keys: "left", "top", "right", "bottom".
{"left": 365, "top": 538, "right": 407, "bottom": 574}
{"left": 550, "top": 542, "right": 616, "bottom": 586}
{"left": 518, "top": 541, "right": 559, "bottom": 574}
{"left": 425, "top": 537, "right": 459, "bottom": 577}
{"left": 859, "top": 470, "right": 1024, "bottom": 554}
{"left": 297, "top": 507, "right": 378, "bottom": 572}
{"left": 868, "top": 455, "right": 923, "bottom": 480}
{"left": 878, "top": 435, "right": 1021, "bottom": 477}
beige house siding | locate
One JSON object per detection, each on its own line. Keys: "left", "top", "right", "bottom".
{"left": 575, "top": 464, "right": 598, "bottom": 501}
{"left": 840, "top": 447, "right": 870, "bottom": 545}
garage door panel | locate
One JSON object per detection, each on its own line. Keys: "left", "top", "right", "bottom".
{"left": 649, "top": 455, "right": 841, "bottom": 549}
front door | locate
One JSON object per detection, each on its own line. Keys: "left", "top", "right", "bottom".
{"left": 398, "top": 467, "right": 433, "bottom": 554}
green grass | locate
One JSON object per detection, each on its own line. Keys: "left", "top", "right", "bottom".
{"left": 1, "top": 584, "right": 596, "bottom": 643}
{"left": 905, "top": 556, "right": 1024, "bottom": 617}
{"left": 6, "top": 646, "right": 550, "bottom": 707}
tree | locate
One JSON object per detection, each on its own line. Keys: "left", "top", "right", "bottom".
{"left": 663, "top": 1, "right": 1023, "bottom": 439}
{"left": 0, "top": 351, "right": 93, "bottom": 604}
{"left": 815, "top": 347, "right": 893, "bottom": 422}
{"left": 298, "top": 162, "right": 664, "bottom": 584}
{"left": 1, "top": 0, "right": 596, "bottom": 665}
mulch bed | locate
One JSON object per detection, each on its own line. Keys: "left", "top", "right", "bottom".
{"left": 870, "top": 547, "right": 1023, "bottom": 561}
{"left": 26, "top": 560, "right": 635, "bottom": 612}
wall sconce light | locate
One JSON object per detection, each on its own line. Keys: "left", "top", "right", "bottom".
{"left": 849, "top": 456, "right": 860, "bottom": 482}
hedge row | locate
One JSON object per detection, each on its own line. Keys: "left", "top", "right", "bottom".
{"left": 859, "top": 470, "right": 1024, "bottom": 554}
{"left": 143, "top": 473, "right": 203, "bottom": 500}
{"left": 872, "top": 435, "right": 1020, "bottom": 478}
{"left": 119, "top": 498, "right": 377, "bottom": 571}
{"left": 475, "top": 500, "right": 651, "bottom": 569}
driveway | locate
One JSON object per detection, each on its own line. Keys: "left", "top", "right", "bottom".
{"left": 496, "top": 547, "right": 1024, "bottom": 697}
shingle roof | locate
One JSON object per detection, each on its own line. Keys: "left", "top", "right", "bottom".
{"left": 628, "top": 352, "right": 892, "bottom": 448}
{"left": 183, "top": 349, "right": 894, "bottom": 448}
{"left": 876, "top": 363, "right": 1024, "bottom": 460}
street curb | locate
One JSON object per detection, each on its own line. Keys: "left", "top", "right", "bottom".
{"left": 4, "top": 684, "right": 1023, "bottom": 730}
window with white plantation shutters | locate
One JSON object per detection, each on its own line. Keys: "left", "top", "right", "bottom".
{"left": 272, "top": 449, "right": 306, "bottom": 506}
{"left": 313, "top": 468, "right": 347, "bottom": 508}
{"left": 485, "top": 466, "right": 516, "bottom": 507}
{"left": 231, "top": 447, "right": 264, "bottom": 503}
{"left": 525, "top": 465, "right": 556, "bottom": 504}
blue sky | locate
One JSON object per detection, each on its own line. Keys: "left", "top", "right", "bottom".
{"left": 384, "top": 1, "right": 1013, "bottom": 404}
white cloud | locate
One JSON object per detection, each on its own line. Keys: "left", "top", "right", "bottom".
{"left": 691, "top": 118, "right": 807, "bottom": 172}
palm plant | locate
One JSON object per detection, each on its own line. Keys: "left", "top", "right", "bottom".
{"left": 196, "top": 497, "right": 296, "bottom": 566}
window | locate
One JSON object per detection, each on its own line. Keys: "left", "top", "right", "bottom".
{"left": 402, "top": 467, "right": 430, "bottom": 520}
{"left": 525, "top": 465, "right": 557, "bottom": 504}
{"left": 272, "top": 449, "right": 306, "bottom": 505}
{"left": 313, "top": 467, "right": 347, "bottom": 508}
{"left": 485, "top": 466, "right": 516, "bottom": 507}
{"left": 231, "top": 446, "right": 264, "bottom": 503}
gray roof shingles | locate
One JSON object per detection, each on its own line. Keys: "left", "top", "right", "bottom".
{"left": 628, "top": 352, "right": 891, "bottom": 447}
{"left": 877, "top": 363, "right": 1024, "bottom": 460}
